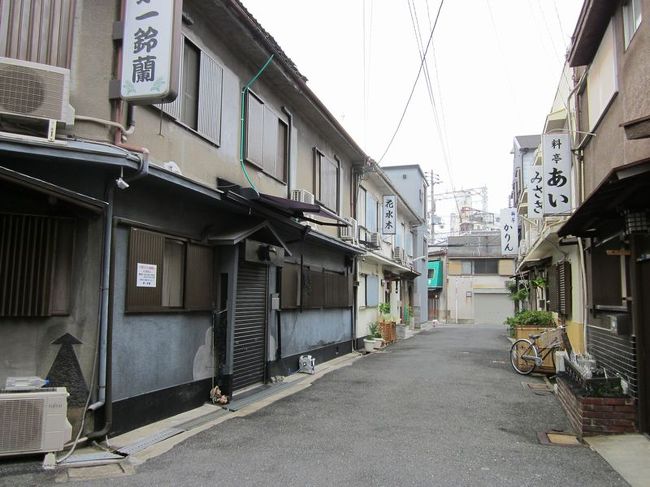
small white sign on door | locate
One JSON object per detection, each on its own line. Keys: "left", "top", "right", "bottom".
{"left": 136, "top": 263, "right": 157, "bottom": 287}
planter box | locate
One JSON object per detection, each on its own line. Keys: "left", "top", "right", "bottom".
{"left": 556, "top": 375, "right": 637, "bottom": 438}
{"left": 512, "top": 326, "right": 556, "bottom": 372}
{"left": 379, "top": 321, "right": 396, "bottom": 343}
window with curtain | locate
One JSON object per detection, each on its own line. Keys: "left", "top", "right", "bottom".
{"left": 246, "top": 92, "right": 288, "bottom": 182}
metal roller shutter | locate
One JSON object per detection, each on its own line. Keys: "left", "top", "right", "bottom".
{"left": 233, "top": 262, "right": 268, "bottom": 391}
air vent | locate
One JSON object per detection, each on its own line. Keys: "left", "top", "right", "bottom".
{"left": 0, "top": 57, "right": 74, "bottom": 125}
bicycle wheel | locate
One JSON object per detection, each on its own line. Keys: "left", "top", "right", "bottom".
{"left": 510, "top": 339, "right": 538, "bottom": 375}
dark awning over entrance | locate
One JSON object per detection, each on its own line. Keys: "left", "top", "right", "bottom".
{"left": 239, "top": 188, "right": 349, "bottom": 227}
{"left": 559, "top": 160, "right": 650, "bottom": 238}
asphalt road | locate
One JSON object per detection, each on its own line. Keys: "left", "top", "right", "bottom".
{"left": 1, "top": 324, "right": 627, "bottom": 486}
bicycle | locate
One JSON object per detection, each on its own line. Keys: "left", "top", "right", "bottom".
{"left": 509, "top": 325, "right": 572, "bottom": 375}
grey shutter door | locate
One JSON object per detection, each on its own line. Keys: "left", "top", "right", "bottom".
{"left": 233, "top": 262, "right": 268, "bottom": 391}
{"left": 198, "top": 52, "right": 223, "bottom": 144}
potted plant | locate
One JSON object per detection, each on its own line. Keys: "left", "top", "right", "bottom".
{"left": 378, "top": 303, "right": 395, "bottom": 342}
{"left": 504, "top": 310, "right": 556, "bottom": 339}
{"left": 366, "top": 322, "right": 383, "bottom": 351}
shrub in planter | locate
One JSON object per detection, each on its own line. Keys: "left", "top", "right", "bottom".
{"left": 505, "top": 310, "right": 555, "bottom": 337}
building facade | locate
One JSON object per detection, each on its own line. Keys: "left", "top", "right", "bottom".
{"left": 557, "top": 0, "right": 650, "bottom": 435}
{"left": 0, "top": 0, "right": 427, "bottom": 438}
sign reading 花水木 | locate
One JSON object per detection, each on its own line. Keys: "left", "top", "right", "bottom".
{"left": 382, "top": 195, "right": 396, "bottom": 235}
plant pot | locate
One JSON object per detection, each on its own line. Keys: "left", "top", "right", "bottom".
{"left": 372, "top": 338, "right": 384, "bottom": 350}
{"left": 363, "top": 338, "right": 375, "bottom": 353}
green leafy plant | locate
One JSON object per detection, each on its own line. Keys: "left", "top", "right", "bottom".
{"left": 531, "top": 277, "right": 547, "bottom": 289}
{"left": 379, "top": 302, "right": 391, "bottom": 316}
{"left": 505, "top": 310, "right": 556, "bottom": 336}
{"left": 368, "top": 322, "right": 382, "bottom": 339}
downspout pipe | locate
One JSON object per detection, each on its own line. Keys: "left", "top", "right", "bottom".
{"left": 240, "top": 55, "right": 274, "bottom": 195}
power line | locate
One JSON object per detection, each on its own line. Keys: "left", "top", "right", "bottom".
{"left": 377, "top": 0, "right": 445, "bottom": 164}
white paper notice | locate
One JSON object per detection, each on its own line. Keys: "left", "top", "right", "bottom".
{"left": 136, "top": 263, "right": 157, "bottom": 287}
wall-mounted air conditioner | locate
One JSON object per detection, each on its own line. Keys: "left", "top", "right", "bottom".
{"left": 393, "top": 246, "right": 406, "bottom": 264}
{"left": 340, "top": 217, "right": 358, "bottom": 242}
{"left": 368, "top": 232, "right": 381, "bottom": 249}
{"left": 290, "top": 189, "right": 315, "bottom": 205}
{"left": 0, "top": 57, "right": 74, "bottom": 126}
{"left": 0, "top": 387, "right": 72, "bottom": 457}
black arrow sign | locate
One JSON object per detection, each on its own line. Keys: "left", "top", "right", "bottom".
{"left": 46, "top": 333, "right": 89, "bottom": 407}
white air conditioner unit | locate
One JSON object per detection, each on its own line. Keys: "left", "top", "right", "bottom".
{"left": 368, "top": 232, "right": 381, "bottom": 248}
{"left": 0, "top": 57, "right": 74, "bottom": 126}
{"left": 340, "top": 217, "right": 358, "bottom": 242}
{"left": 0, "top": 387, "right": 72, "bottom": 457}
{"left": 393, "top": 246, "right": 406, "bottom": 263}
{"left": 290, "top": 189, "right": 315, "bottom": 205}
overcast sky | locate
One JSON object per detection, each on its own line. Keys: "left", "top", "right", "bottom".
{"left": 243, "top": 0, "right": 583, "bottom": 225}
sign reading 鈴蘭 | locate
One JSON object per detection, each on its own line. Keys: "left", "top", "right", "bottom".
{"left": 542, "top": 134, "right": 572, "bottom": 215}
{"left": 527, "top": 164, "right": 544, "bottom": 219}
{"left": 382, "top": 195, "right": 396, "bottom": 235}
{"left": 500, "top": 208, "right": 518, "bottom": 255}
{"left": 120, "top": 0, "right": 180, "bottom": 103}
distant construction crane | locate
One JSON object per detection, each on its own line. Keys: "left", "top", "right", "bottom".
{"left": 431, "top": 186, "right": 493, "bottom": 236}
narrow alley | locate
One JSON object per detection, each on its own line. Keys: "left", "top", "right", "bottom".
{"left": 2, "top": 325, "right": 626, "bottom": 486}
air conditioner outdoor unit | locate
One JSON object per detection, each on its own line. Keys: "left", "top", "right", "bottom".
{"left": 0, "top": 57, "right": 74, "bottom": 126}
{"left": 340, "top": 217, "right": 358, "bottom": 242}
{"left": 290, "top": 189, "right": 315, "bottom": 205}
{"left": 393, "top": 246, "right": 406, "bottom": 263}
{"left": 0, "top": 387, "right": 72, "bottom": 457}
{"left": 368, "top": 232, "right": 381, "bottom": 248}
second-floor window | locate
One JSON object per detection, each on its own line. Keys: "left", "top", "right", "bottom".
{"left": 623, "top": 0, "right": 642, "bottom": 48}
{"left": 314, "top": 149, "right": 339, "bottom": 211}
{"left": 246, "top": 92, "right": 288, "bottom": 183}
{"left": 161, "top": 38, "right": 223, "bottom": 145}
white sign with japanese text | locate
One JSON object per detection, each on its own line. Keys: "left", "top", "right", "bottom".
{"left": 382, "top": 195, "right": 396, "bottom": 235}
{"left": 121, "top": 0, "right": 177, "bottom": 103}
{"left": 136, "top": 263, "right": 157, "bottom": 287}
{"left": 527, "top": 164, "right": 544, "bottom": 219}
{"left": 542, "top": 133, "right": 572, "bottom": 214}
{"left": 500, "top": 208, "right": 518, "bottom": 255}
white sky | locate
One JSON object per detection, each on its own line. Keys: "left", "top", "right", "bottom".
{"left": 243, "top": 0, "right": 583, "bottom": 223}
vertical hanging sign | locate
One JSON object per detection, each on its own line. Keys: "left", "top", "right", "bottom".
{"left": 527, "top": 164, "right": 544, "bottom": 219}
{"left": 121, "top": 0, "right": 181, "bottom": 104}
{"left": 382, "top": 195, "right": 396, "bottom": 235}
{"left": 500, "top": 208, "right": 518, "bottom": 255}
{"left": 542, "top": 134, "right": 572, "bottom": 214}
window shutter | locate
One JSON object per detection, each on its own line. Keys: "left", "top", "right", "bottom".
{"left": 126, "top": 228, "right": 164, "bottom": 312}
{"left": 246, "top": 93, "right": 264, "bottom": 166}
{"left": 280, "top": 263, "right": 300, "bottom": 309}
{"left": 160, "top": 41, "right": 184, "bottom": 120}
{"left": 198, "top": 52, "right": 223, "bottom": 144}
{"left": 366, "top": 192, "right": 377, "bottom": 232}
{"left": 185, "top": 243, "right": 213, "bottom": 310}
{"left": 263, "top": 106, "right": 278, "bottom": 173}
{"left": 548, "top": 265, "right": 559, "bottom": 313}
{"left": 558, "top": 261, "right": 572, "bottom": 317}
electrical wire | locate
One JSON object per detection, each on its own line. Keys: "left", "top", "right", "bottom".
{"left": 377, "top": 0, "right": 445, "bottom": 164}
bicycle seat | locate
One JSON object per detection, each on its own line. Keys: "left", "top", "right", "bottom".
{"left": 528, "top": 334, "right": 541, "bottom": 340}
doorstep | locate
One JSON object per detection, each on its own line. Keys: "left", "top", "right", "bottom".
{"left": 585, "top": 434, "right": 650, "bottom": 487}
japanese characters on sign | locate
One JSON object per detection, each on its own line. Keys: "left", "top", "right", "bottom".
{"left": 136, "top": 263, "right": 157, "bottom": 287}
{"left": 382, "top": 195, "right": 396, "bottom": 235}
{"left": 121, "top": 0, "right": 180, "bottom": 103}
{"left": 499, "top": 208, "right": 518, "bottom": 255}
{"left": 527, "top": 164, "right": 544, "bottom": 219}
{"left": 542, "top": 134, "right": 572, "bottom": 214}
